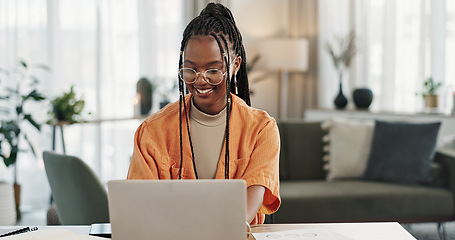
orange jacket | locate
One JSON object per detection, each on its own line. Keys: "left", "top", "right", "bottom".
{"left": 127, "top": 93, "right": 281, "bottom": 224}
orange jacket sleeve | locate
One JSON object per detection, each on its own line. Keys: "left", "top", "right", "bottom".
{"left": 127, "top": 121, "right": 160, "bottom": 179}
{"left": 242, "top": 118, "right": 281, "bottom": 216}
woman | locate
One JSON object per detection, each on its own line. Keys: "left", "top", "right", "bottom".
{"left": 127, "top": 2, "right": 280, "bottom": 225}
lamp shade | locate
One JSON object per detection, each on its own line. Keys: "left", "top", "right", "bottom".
{"left": 259, "top": 38, "right": 309, "bottom": 72}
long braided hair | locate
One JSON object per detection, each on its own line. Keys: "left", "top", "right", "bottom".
{"left": 177, "top": 3, "right": 250, "bottom": 180}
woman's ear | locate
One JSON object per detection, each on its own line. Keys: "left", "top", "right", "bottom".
{"left": 233, "top": 56, "right": 242, "bottom": 75}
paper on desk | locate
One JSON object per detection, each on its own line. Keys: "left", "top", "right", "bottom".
{"left": 252, "top": 228, "right": 354, "bottom": 240}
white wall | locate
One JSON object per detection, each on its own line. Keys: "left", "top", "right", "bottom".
{"left": 231, "top": 0, "right": 318, "bottom": 119}
{"left": 231, "top": 0, "right": 286, "bottom": 118}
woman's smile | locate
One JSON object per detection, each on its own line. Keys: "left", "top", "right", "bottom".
{"left": 194, "top": 86, "right": 215, "bottom": 95}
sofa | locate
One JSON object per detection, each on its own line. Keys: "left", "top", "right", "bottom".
{"left": 274, "top": 120, "right": 455, "bottom": 224}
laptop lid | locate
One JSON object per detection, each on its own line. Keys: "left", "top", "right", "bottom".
{"left": 107, "top": 179, "right": 247, "bottom": 240}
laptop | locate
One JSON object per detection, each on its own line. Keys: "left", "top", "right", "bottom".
{"left": 107, "top": 179, "right": 247, "bottom": 240}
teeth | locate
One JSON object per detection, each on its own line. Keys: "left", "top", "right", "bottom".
{"left": 197, "top": 88, "right": 213, "bottom": 94}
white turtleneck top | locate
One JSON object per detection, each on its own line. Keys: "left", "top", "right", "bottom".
{"left": 189, "top": 99, "right": 227, "bottom": 179}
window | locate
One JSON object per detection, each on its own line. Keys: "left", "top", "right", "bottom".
{"left": 0, "top": 0, "right": 183, "bottom": 210}
{"left": 319, "top": 0, "right": 455, "bottom": 113}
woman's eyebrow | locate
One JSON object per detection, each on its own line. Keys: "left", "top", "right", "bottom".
{"left": 207, "top": 60, "right": 223, "bottom": 65}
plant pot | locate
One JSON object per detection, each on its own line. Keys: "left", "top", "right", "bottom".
{"left": 424, "top": 94, "right": 439, "bottom": 109}
{"left": 353, "top": 88, "right": 374, "bottom": 109}
{"left": 14, "top": 183, "right": 21, "bottom": 221}
{"left": 0, "top": 182, "right": 17, "bottom": 225}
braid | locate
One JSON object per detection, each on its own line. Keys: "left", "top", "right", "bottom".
{"left": 220, "top": 36, "right": 232, "bottom": 180}
{"left": 178, "top": 50, "right": 184, "bottom": 179}
{"left": 177, "top": 2, "right": 249, "bottom": 180}
{"left": 211, "top": 33, "right": 231, "bottom": 179}
{"left": 182, "top": 83, "right": 198, "bottom": 179}
{"left": 178, "top": 37, "right": 199, "bottom": 179}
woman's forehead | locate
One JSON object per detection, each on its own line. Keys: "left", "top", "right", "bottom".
{"left": 183, "top": 35, "right": 224, "bottom": 64}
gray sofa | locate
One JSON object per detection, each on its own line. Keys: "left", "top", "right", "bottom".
{"left": 274, "top": 120, "right": 455, "bottom": 224}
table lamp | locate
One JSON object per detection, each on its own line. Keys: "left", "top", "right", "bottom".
{"left": 259, "top": 38, "right": 309, "bottom": 119}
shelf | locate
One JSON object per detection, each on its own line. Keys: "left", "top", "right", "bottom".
{"left": 304, "top": 108, "right": 455, "bottom": 148}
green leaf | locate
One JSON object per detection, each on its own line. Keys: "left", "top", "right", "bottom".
{"left": 19, "top": 60, "right": 27, "bottom": 69}
{"left": 24, "top": 90, "right": 46, "bottom": 102}
{"left": 24, "top": 114, "right": 41, "bottom": 131}
{"left": 24, "top": 134, "right": 37, "bottom": 158}
{"left": 16, "top": 106, "right": 22, "bottom": 115}
{"left": 3, "top": 145, "right": 18, "bottom": 167}
{"left": 4, "top": 156, "right": 14, "bottom": 167}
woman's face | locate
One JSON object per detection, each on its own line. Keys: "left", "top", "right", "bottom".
{"left": 182, "top": 36, "right": 241, "bottom": 115}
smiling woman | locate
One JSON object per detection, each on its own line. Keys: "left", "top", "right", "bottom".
{"left": 127, "top": 3, "right": 281, "bottom": 225}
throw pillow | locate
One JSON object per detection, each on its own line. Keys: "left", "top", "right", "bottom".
{"left": 363, "top": 121, "right": 441, "bottom": 183}
{"left": 321, "top": 118, "right": 375, "bottom": 181}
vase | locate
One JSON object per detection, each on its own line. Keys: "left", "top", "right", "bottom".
{"left": 353, "top": 88, "right": 374, "bottom": 109}
{"left": 0, "top": 182, "right": 17, "bottom": 225}
{"left": 334, "top": 76, "right": 348, "bottom": 109}
{"left": 136, "top": 77, "right": 154, "bottom": 115}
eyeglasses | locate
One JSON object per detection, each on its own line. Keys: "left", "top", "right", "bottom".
{"left": 178, "top": 68, "right": 226, "bottom": 86}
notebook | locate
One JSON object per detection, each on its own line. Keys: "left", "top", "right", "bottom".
{"left": 107, "top": 179, "right": 247, "bottom": 240}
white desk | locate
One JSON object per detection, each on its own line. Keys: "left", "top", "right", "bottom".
{"left": 3, "top": 222, "right": 415, "bottom": 240}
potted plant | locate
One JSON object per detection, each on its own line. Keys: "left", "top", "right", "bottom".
{"left": 0, "top": 60, "right": 48, "bottom": 220}
{"left": 47, "top": 86, "right": 87, "bottom": 154}
{"left": 419, "top": 77, "right": 442, "bottom": 109}
{"left": 326, "top": 30, "right": 357, "bottom": 109}
{"left": 47, "top": 85, "right": 86, "bottom": 125}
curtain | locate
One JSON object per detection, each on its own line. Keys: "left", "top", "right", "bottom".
{"left": 0, "top": 0, "right": 183, "bottom": 209}
{"left": 318, "top": 0, "right": 455, "bottom": 113}
{"left": 288, "top": 0, "right": 318, "bottom": 118}
{"left": 446, "top": 0, "right": 455, "bottom": 109}
{"left": 0, "top": 0, "right": 51, "bottom": 209}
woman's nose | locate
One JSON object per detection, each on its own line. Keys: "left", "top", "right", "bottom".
{"left": 194, "top": 73, "right": 208, "bottom": 85}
